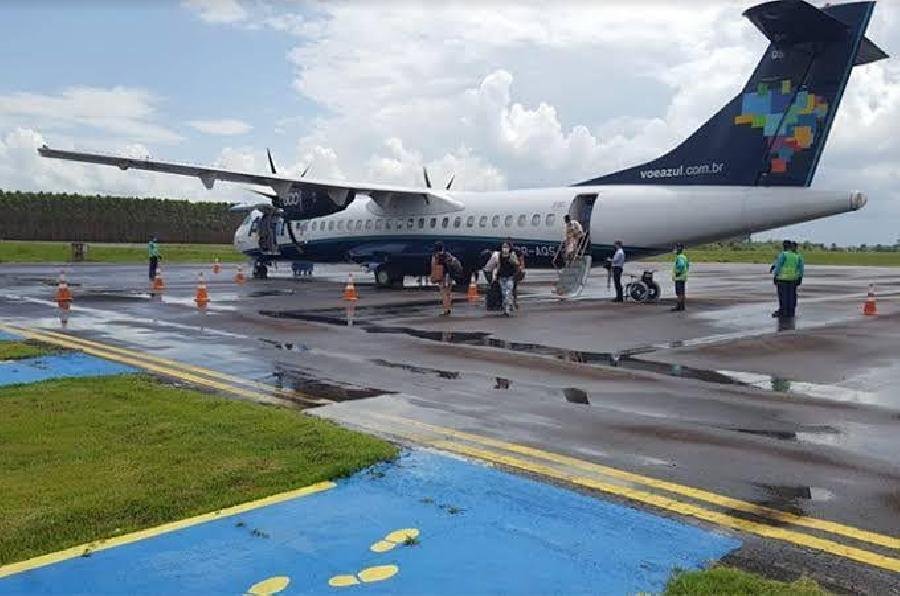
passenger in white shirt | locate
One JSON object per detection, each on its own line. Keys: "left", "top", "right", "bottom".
{"left": 610, "top": 240, "right": 626, "bottom": 302}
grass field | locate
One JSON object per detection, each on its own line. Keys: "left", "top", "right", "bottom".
{"left": 666, "top": 567, "right": 825, "bottom": 595}
{"left": 0, "top": 340, "right": 54, "bottom": 361}
{"left": 0, "top": 374, "right": 397, "bottom": 564}
{"left": 660, "top": 245, "right": 900, "bottom": 266}
{"left": 0, "top": 241, "right": 244, "bottom": 263}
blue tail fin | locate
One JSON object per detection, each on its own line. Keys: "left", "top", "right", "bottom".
{"left": 577, "top": 1, "right": 887, "bottom": 188}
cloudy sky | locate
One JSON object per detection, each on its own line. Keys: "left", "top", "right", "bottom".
{"left": 0, "top": 0, "right": 897, "bottom": 244}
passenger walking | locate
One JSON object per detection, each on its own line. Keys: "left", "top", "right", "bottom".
{"left": 512, "top": 244, "right": 526, "bottom": 310}
{"left": 610, "top": 240, "right": 625, "bottom": 302}
{"left": 563, "top": 214, "right": 584, "bottom": 264}
{"left": 671, "top": 243, "right": 690, "bottom": 311}
{"left": 430, "top": 242, "right": 459, "bottom": 316}
{"left": 771, "top": 240, "right": 804, "bottom": 319}
{"left": 483, "top": 241, "right": 520, "bottom": 316}
{"left": 148, "top": 236, "right": 161, "bottom": 280}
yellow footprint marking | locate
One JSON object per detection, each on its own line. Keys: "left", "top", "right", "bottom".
{"left": 369, "top": 528, "right": 419, "bottom": 553}
{"left": 328, "top": 565, "right": 400, "bottom": 588}
{"left": 358, "top": 565, "right": 399, "bottom": 583}
{"left": 247, "top": 575, "right": 290, "bottom": 595}
{"left": 328, "top": 575, "right": 360, "bottom": 588}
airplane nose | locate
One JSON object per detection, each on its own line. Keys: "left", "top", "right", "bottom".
{"left": 850, "top": 191, "right": 867, "bottom": 210}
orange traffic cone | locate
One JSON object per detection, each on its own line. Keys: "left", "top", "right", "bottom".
{"left": 863, "top": 283, "right": 877, "bottom": 316}
{"left": 55, "top": 270, "right": 73, "bottom": 306}
{"left": 194, "top": 272, "right": 210, "bottom": 307}
{"left": 213, "top": 257, "right": 221, "bottom": 275}
{"left": 343, "top": 273, "right": 358, "bottom": 301}
{"left": 152, "top": 265, "right": 165, "bottom": 291}
{"left": 467, "top": 273, "right": 479, "bottom": 302}
{"left": 234, "top": 265, "right": 246, "bottom": 285}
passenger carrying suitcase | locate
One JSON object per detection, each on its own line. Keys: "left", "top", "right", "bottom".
{"left": 486, "top": 280, "right": 502, "bottom": 311}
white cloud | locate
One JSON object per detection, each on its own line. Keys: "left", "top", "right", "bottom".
{"left": 0, "top": 87, "right": 181, "bottom": 144}
{"left": 2, "top": 1, "right": 898, "bottom": 244}
{"left": 188, "top": 119, "right": 252, "bottom": 135}
{"left": 183, "top": 0, "right": 247, "bottom": 24}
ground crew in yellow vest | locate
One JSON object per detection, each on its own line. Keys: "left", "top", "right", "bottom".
{"left": 671, "top": 243, "right": 689, "bottom": 312}
{"left": 148, "top": 236, "right": 161, "bottom": 280}
{"left": 771, "top": 239, "right": 804, "bottom": 319}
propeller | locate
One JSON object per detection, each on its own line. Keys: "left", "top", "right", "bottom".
{"left": 445, "top": 174, "right": 455, "bottom": 191}
{"left": 422, "top": 166, "right": 432, "bottom": 188}
{"left": 267, "top": 147, "right": 310, "bottom": 177}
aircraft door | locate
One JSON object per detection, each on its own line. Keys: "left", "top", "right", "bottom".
{"left": 569, "top": 193, "right": 597, "bottom": 244}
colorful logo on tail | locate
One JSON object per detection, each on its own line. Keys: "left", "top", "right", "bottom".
{"left": 734, "top": 80, "right": 828, "bottom": 174}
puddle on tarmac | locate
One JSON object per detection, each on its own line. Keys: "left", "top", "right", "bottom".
{"left": 271, "top": 366, "right": 388, "bottom": 402}
{"left": 753, "top": 483, "right": 834, "bottom": 515}
{"left": 563, "top": 388, "right": 590, "bottom": 405}
{"left": 730, "top": 425, "right": 840, "bottom": 442}
{"left": 371, "top": 358, "right": 460, "bottom": 380}
{"left": 260, "top": 338, "right": 313, "bottom": 353}
{"left": 259, "top": 309, "right": 752, "bottom": 389}
{"left": 260, "top": 308, "right": 885, "bottom": 406}
{"left": 249, "top": 289, "right": 296, "bottom": 298}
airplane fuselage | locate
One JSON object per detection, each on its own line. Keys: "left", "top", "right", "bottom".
{"left": 235, "top": 185, "right": 866, "bottom": 281}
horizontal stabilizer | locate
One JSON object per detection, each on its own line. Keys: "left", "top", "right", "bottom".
{"left": 855, "top": 37, "right": 889, "bottom": 65}
{"left": 744, "top": 0, "right": 849, "bottom": 44}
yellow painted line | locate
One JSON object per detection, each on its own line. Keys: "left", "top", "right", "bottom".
{"left": 0, "top": 324, "right": 329, "bottom": 406}
{"left": 0, "top": 481, "right": 334, "bottom": 579}
{"left": 5, "top": 322, "right": 898, "bottom": 565}
{"left": 0, "top": 325, "right": 288, "bottom": 406}
{"left": 428, "top": 440, "right": 900, "bottom": 573}
{"left": 376, "top": 413, "right": 900, "bottom": 552}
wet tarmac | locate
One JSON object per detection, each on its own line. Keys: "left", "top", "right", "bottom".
{"left": 1, "top": 261, "right": 899, "bottom": 591}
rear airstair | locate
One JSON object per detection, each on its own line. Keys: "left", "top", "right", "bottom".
{"left": 554, "top": 235, "right": 592, "bottom": 299}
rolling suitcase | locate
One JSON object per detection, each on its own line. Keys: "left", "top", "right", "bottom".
{"left": 486, "top": 279, "right": 502, "bottom": 311}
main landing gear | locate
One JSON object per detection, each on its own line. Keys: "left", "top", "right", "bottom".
{"left": 374, "top": 265, "right": 403, "bottom": 289}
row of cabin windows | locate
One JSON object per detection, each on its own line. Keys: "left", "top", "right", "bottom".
{"left": 298, "top": 213, "right": 558, "bottom": 235}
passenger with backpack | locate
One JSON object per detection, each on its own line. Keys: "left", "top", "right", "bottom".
{"left": 430, "top": 241, "right": 460, "bottom": 316}
{"left": 483, "top": 240, "right": 520, "bottom": 316}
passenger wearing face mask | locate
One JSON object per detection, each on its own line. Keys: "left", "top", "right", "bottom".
{"left": 483, "top": 240, "right": 520, "bottom": 316}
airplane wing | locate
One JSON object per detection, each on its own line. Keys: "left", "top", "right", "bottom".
{"left": 37, "top": 146, "right": 463, "bottom": 218}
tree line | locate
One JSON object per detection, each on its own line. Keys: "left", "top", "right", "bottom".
{"left": 0, "top": 190, "right": 244, "bottom": 243}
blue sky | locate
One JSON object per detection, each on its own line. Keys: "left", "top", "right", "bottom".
{"left": 0, "top": 1, "right": 897, "bottom": 245}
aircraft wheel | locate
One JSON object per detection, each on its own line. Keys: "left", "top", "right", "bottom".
{"left": 253, "top": 263, "right": 268, "bottom": 279}
{"left": 647, "top": 282, "right": 660, "bottom": 301}
{"left": 374, "top": 266, "right": 393, "bottom": 288}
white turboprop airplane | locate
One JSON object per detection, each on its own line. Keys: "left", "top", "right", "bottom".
{"left": 39, "top": 0, "right": 886, "bottom": 287}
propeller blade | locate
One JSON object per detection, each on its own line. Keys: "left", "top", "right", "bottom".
{"left": 445, "top": 174, "right": 455, "bottom": 190}
{"left": 266, "top": 148, "right": 277, "bottom": 174}
{"left": 300, "top": 163, "right": 310, "bottom": 177}
{"left": 423, "top": 166, "right": 431, "bottom": 188}
{"left": 250, "top": 188, "right": 279, "bottom": 200}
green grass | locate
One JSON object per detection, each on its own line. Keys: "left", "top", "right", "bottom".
{"left": 0, "top": 374, "right": 397, "bottom": 564}
{"left": 0, "top": 241, "right": 245, "bottom": 263}
{"left": 649, "top": 244, "right": 900, "bottom": 266}
{"left": 0, "top": 340, "right": 55, "bottom": 361}
{"left": 666, "top": 567, "right": 826, "bottom": 595}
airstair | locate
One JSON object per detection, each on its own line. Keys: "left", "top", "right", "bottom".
{"left": 554, "top": 235, "right": 592, "bottom": 299}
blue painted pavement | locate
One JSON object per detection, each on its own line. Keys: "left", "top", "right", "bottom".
{"left": 1, "top": 450, "right": 740, "bottom": 594}
{"left": 0, "top": 352, "right": 136, "bottom": 386}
